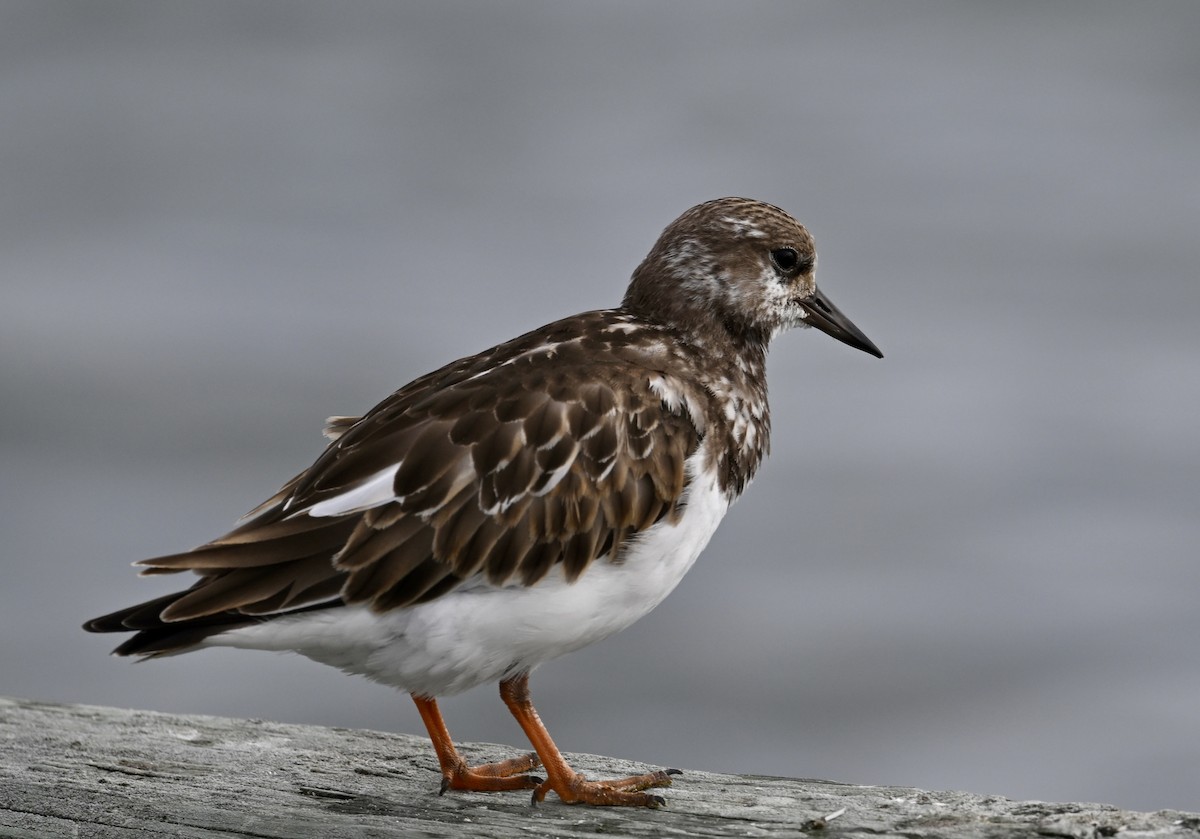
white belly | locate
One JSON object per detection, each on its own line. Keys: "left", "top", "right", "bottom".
{"left": 206, "top": 462, "right": 730, "bottom": 697}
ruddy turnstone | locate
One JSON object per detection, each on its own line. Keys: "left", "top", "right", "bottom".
{"left": 85, "top": 197, "right": 882, "bottom": 807}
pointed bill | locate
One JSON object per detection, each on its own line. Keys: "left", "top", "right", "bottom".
{"left": 799, "top": 286, "right": 883, "bottom": 358}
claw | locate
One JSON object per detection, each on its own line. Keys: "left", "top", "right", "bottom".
{"left": 496, "top": 674, "right": 682, "bottom": 808}
{"left": 436, "top": 753, "right": 542, "bottom": 795}
{"left": 529, "top": 770, "right": 675, "bottom": 807}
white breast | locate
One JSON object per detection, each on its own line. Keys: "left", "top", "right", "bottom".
{"left": 206, "top": 451, "right": 731, "bottom": 697}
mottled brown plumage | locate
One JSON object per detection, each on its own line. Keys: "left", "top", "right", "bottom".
{"left": 94, "top": 310, "right": 723, "bottom": 638}
{"left": 85, "top": 197, "right": 881, "bottom": 808}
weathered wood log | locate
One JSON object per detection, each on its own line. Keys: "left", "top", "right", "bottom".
{"left": 1, "top": 696, "right": 1196, "bottom": 838}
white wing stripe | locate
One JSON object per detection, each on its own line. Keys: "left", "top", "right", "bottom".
{"left": 306, "top": 465, "right": 400, "bottom": 517}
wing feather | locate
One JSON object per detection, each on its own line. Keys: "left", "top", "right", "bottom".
{"left": 334, "top": 511, "right": 424, "bottom": 569}
{"left": 343, "top": 527, "right": 436, "bottom": 603}
{"left": 86, "top": 313, "right": 710, "bottom": 652}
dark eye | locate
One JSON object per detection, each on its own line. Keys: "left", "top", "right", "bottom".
{"left": 770, "top": 248, "right": 799, "bottom": 272}
{"left": 771, "top": 247, "right": 813, "bottom": 276}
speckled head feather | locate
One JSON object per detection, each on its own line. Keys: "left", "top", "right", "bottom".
{"left": 624, "top": 198, "right": 812, "bottom": 339}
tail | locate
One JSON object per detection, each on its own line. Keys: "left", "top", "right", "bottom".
{"left": 84, "top": 590, "right": 264, "bottom": 657}
{"left": 84, "top": 590, "right": 345, "bottom": 657}
{"left": 84, "top": 506, "right": 358, "bottom": 657}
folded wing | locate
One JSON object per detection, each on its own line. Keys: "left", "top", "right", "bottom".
{"left": 85, "top": 339, "right": 703, "bottom": 655}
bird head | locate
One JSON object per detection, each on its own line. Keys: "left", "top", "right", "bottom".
{"left": 624, "top": 197, "right": 882, "bottom": 358}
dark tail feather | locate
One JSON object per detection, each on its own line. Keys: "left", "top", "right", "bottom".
{"left": 110, "top": 621, "right": 260, "bottom": 657}
{"left": 84, "top": 591, "right": 187, "bottom": 633}
{"left": 84, "top": 588, "right": 254, "bottom": 657}
{"left": 84, "top": 591, "right": 342, "bottom": 657}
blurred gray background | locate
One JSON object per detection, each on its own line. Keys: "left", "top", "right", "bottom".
{"left": 3, "top": 1, "right": 1198, "bottom": 814}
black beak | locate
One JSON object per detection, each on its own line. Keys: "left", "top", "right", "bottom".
{"left": 799, "top": 286, "right": 883, "bottom": 358}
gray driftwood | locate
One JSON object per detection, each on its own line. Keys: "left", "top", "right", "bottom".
{"left": 1, "top": 696, "right": 1196, "bottom": 838}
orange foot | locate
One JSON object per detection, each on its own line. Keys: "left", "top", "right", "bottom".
{"left": 412, "top": 694, "right": 542, "bottom": 795}
{"left": 440, "top": 752, "right": 543, "bottom": 795}
{"left": 533, "top": 768, "right": 681, "bottom": 807}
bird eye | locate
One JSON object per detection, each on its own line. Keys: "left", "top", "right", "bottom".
{"left": 770, "top": 248, "right": 801, "bottom": 274}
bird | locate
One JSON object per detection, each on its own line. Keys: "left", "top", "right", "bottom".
{"left": 85, "top": 197, "right": 882, "bottom": 808}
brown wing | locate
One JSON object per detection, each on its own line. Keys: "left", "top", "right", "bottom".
{"left": 85, "top": 321, "right": 704, "bottom": 651}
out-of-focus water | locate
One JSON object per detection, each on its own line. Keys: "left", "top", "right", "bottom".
{"left": 3, "top": 1, "right": 1198, "bottom": 813}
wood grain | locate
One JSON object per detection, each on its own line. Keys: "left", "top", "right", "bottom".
{"left": 1, "top": 697, "right": 1195, "bottom": 838}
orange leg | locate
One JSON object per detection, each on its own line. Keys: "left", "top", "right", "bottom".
{"left": 498, "top": 672, "right": 680, "bottom": 807}
{"left": 411, "top": 694, "right": 542, "bottom": 794}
